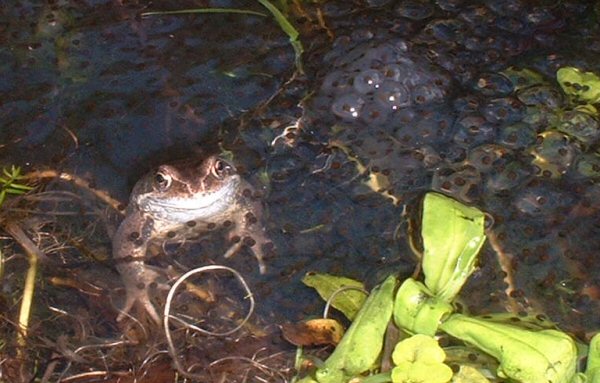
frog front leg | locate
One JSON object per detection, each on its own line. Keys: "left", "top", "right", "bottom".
{"left": 113, "top": 212, "right": 163, "bottom": 324}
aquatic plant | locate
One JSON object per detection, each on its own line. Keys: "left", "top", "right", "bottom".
{"left": 296, "top": 193, "right": 591, "bottom": 383}
{"left": 0, "top": 166, "right": 33, "bottom": 207}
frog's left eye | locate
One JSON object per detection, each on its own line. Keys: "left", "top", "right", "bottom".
{"left": 212, "top": 159, "right": 231, "bottom": 178}
{"left": 154, "top": 172, "right": 172, "bottom": 191}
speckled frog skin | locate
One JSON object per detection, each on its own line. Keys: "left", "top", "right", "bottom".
{"left": 112, "top": 156, "right": 269, "bottom": 323}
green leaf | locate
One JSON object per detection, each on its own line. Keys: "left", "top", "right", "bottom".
{"left": 392, "top": 361, "right": 453, "bottom": 383}
{"left": 314, "top": 276, "right": 396, "bottom": 383}
{"left": 257, "top": 0, "right": 303, "bottom": 73}
{"left": 440, "top": 314, "right": 577, "bottom": 383}
{"left": 470, "top": 312, "right": 557, "bottom": 331}
{"left": 586, "top": 333, "right": 600, "bottom": 382}
{"left": 297, "top": 376, "right": 320, "bottom": 383}
{"left": 393, "top": 278, "right": 453, "bottom": 336}
{"left": 421, "top": 193, "right": 486, "bottom": 302}
{"left": 390, "top": 335, "right": 453, "bottom": 383}
{"left": 445, "top": 346, "right": 498, "bottom": 380}
{"left": 451, "top": 365, "right": 491, "bottom": 383}
{"left": 392, "top": 334, "right": 446, "bottom": 365}
{"left": 557, "top": 67, "right": 600, "bottom": 104}
{"left": 302, "top": 272, "right": 366, "bottom": 320}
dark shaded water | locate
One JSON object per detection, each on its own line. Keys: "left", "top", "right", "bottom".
{"left": 2, "top": 0, "right": 600, "bottom": 381}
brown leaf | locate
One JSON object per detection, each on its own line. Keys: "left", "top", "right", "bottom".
{"left": 281, "top": 318, "right": 344, "bottom": 346}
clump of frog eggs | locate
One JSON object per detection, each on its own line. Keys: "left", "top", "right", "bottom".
{"left": 305, "top": 0, "right": 599, "bottom": 208}
{"left": 302, "top": 0, "right": 600, "bottom": 325}
{"left": 309, "top": 38, "right": 599, "bottom": 216}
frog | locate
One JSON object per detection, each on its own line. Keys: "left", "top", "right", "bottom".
{"left": 112, "top": 155, "right": 270, "bottom": 324}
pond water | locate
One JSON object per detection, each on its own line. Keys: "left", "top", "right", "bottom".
{"left": 2, "top": 0, "right": 600, "bottom": 381}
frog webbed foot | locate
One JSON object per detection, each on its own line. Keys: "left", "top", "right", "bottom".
{"left": 116, "top": 266, "right": 169, "bottom": 324}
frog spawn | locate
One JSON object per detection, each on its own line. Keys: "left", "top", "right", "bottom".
{"left": 303, "top": 0, "right": 600, "bottom": 329}
{"left": 319, "top": 40, "right": 453, "bottom": 127}
{"left": 308, "top": 35, "right": 599, "bottom": 205}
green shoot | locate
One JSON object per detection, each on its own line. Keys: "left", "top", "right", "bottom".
{"left": 257, "top": 0, "right": 304, "bottom": 74}
{"left": 0, "top": 166, "right": 33, "bottom": 206}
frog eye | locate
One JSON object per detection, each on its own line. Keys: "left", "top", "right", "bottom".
{"left": 211, "top": 159, "right": 232, "bottom": 178}
{"left": 154, "top": 171, "right": 172, "bottom": 191}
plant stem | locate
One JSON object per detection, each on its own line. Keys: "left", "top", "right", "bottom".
{"left": 3, "top": 222, "right": 44, "bottom": 355}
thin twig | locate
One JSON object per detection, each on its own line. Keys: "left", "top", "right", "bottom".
{"left": 2, "top": 222, "right": 45, "bottom": 354}
{"left": 23, "top": 170, "right": 123, "bottom": 212}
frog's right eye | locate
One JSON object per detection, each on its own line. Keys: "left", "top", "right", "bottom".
{"left": 154, "top": 172, "right": 172, "bottom": 191}
{"left": 211, "top": 159, "right": 232, "bottom": 178}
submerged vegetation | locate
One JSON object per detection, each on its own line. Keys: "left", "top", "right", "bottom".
{"left": 295, "top": 193, "right": 595, "bottom": 383}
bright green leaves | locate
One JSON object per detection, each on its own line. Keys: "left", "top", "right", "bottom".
{"left": 302, "top": 273, "right": 366, "bottom": 321}
{"left": 557, "top": 67, "right": 600, "bottom": 105}
{"left": 391, "top": 334, "right": 453, "bottom": 383}
{"left": 0, "top": 166, "right": 33, "bottom": 206}
{"left": 392, "top": 334, "right": 446, "bottom": 365}
{"left": 421, "top": 193, "right": 486, "bottom": 302}
{"left": 311, "top": 276, "right": 396, "bottom": 383}
{"left": 393, "top": 279, "right": 452, "bottom": 336}
{"left": 440, "top": 314, "right": 577, "bottom": 383}
{"left": 586, "top": 334, "right": 600, "bottom": 382}
{"left": 297, "top": 193, "right": 588, "bottom": 383}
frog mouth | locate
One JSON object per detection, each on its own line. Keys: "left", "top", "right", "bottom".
{"left": 138, "top": 178, "right": 240, "bottom": 220}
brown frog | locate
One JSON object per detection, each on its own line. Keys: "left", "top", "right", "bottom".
{"left": 112, "top": 155, "right": 270, "bottom": 323}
